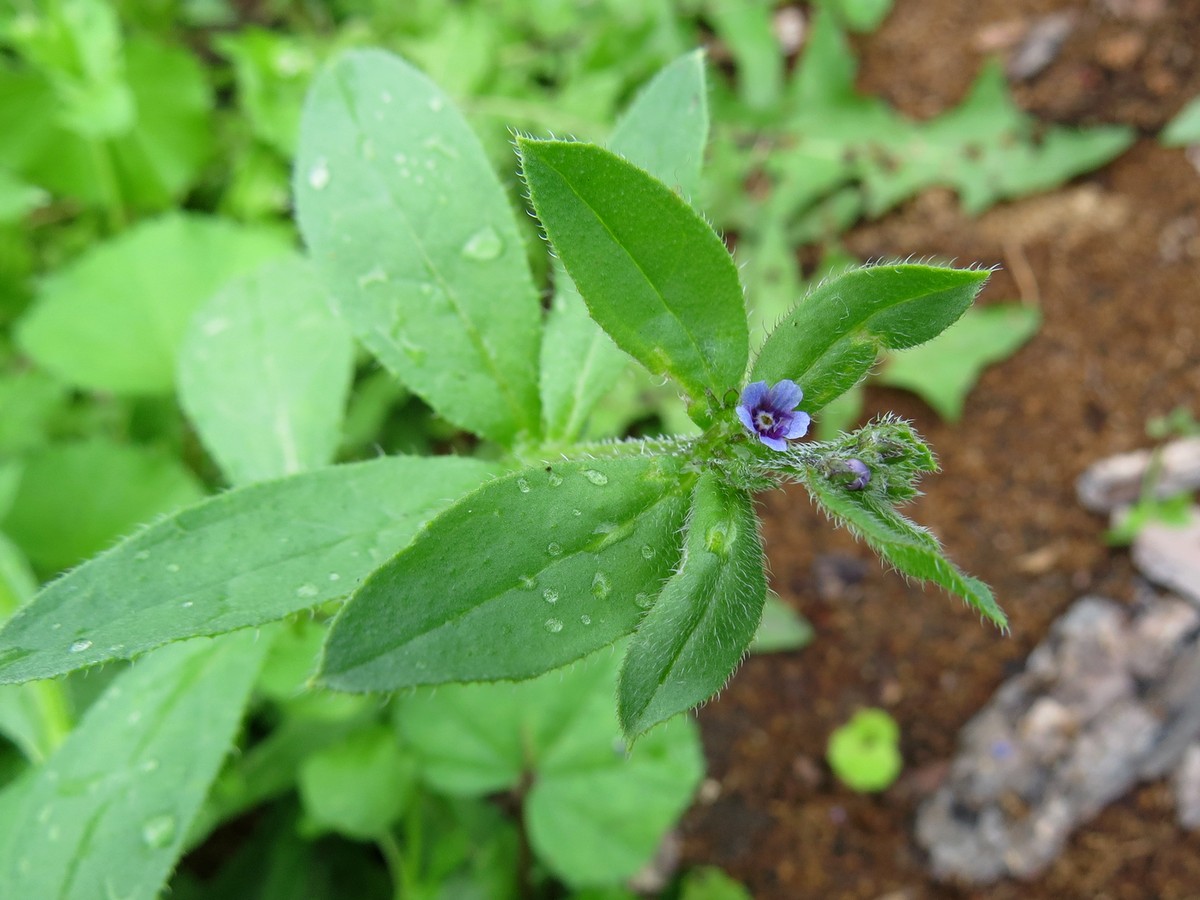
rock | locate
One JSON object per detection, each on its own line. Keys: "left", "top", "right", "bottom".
{"left": 916, "top": 594, "right": 1200, "bottom": 884}
{"left": 1007, "top": 13, "right": 1076, "bottom": 81}
{"left": 1132, "top": 507, "right": 1200, "bottom": 606}
{"left": 1075, "top": 437, "right": 1200, "bottom": 513}
{"left": 1176, "top": 743, "right": 1200, "bottom": 830}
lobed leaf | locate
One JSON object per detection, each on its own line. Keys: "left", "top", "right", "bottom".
{"left": 319, "top": 455, "right": 693, "bottom": 691}
{"left": 178, "top": 254, "right": 356, "bottom": 485}
{"left": 751, "top": 263, "right": 989, "bottom": 413}
{"left": 295, "top": 50, "right": 542, "bottom": 446}
{"left": 802, "top": 472, "right": 1006, "bottom": 628}
{"left": 618, "top": 474, "right": 766, "bottom": 739}
{"left": 0, "top": 633, "right": 268, "bottom": 900}
{"left": 519, "top": 137, "right": 748, "bottom": 403}
{"left": 0, "top": 456, "right": 494, "bottom": 685}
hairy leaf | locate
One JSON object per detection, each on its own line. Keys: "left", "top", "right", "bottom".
{"left": 0, "top": 456, "right": 493, "bottom": 684}
{"left": 619, "top": 474, "right": 765, "bottom": 739}
{"left": 319, "top": 455, "right": 692, "bottom": 690}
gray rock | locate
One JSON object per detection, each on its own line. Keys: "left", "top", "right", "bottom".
{"left": 1132, "top": 507, "right": 1200, "bottom": 606}
{"left": 1175, "top": 743, "right": 1200, "bottom": 830}
{"left": 1075, "top": 437, "right": 1200, "bottom": 513}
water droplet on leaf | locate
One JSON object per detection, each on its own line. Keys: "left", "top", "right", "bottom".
{"left": 68, "top": 639, "right": 92, "bottom": 653}
{"left": 582, "top": 469, "right": 609, "bottom": 486}
{"left": 635, "top": 592, "right": 653, "bottom": 609}
{"left": 580, "top": 614, "right": 592, "bottom": 625}
{"left": 428, "top": 96, "right": 445, "bottom": 112}
{"left": 516, "top": 477, "right": 531, "bottom": 493}
{"left": 640, "top": 545, "right": 656, "bottom": 559}
{"left": 461, "top": 226, "right": 503, "bottom": 261}
{"left": 591, "top": 572, "right": 611, "bottom": 600}
{"left": 543, "top": 618, "right": 563, "bottom": 634}
{"left": 308, "top": 158, "right": 331, "bottom": 190}
{"left": 547, "top": 542, "right": 562, "bottom": 557}
{"left": 357, "top": 266, "right": 388, "bottom": 289}
{"left": 296, "top": 584, "right": 319, "bottom": 598}
{"left": 542, "top": 588, "right": 559, "bottom": 604}
{"left": 547, "top": 471, "right": 563, "bottom": 486}
{"left": 141, "top": 814, "right": 177, "bottom": 849}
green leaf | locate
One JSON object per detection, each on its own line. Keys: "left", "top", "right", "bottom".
{"left": 216, "top": 28, "right": 318, "bottom": 156}
{"left": 0, "top": 455, "right": 493, "bottom": 684}
{"left": 802, "top": 472, "right": 1007, "bottom": 628}
{"left": 1163, "top": 95, "right": 1200, "bottom": 146}
{"left": 619, "top": 474, "right": 765, "bottom": 739}
{"left": 394, "top": 649, "right": 703, "bottom": 887}
{"left": 822, "top": 0, "right": 895, "bottom": 32}
{"left": 0, "top": 170, "right": 47, "bottom": 223}
{"left": 295, "top": 49, "right": 542, "bottom": 446}
{"left": 750, "top": 593, "right": 814, "bottom": 654}
{"left": 0, "top": 633, "right": 268, "bottom": 900}
{"left": 707, "top": 0, "right": 783, "bottom": 111}
{"left": 679, "top": 866, "right": 754, "bottom": 900}
{"left": 751, "top": 263, "right": 990, "bottom": 413}
{"left": 879, "top": 303, "right": 1041, "bottom": 420}
{"left": 519, "top": 138, "right": 748, "bottom": 403}
{"left": 319, "top": 455, "right": 692, "bottom": 691}
{"left": 1, "top": 438, "right": 205, "bottom": 575}
{"left": 827, "top": 707, "right": 902, "bottom": 792}
{"left": 298, "top": 725, "right": 417, "bottom": 841}
{"left": 540, "top": 51, "right": 710, "bottom": 443}
{"left": 17, "top": 213, "right": 291, "bottom": 394}
{"left": 178, "top": 255, "right": 355, "bottom": 485}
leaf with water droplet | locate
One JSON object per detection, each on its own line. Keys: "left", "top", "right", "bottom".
{"left": 295, "top": 50, "right": 542, "bottom": 446}
{"left": 618, "top": 473, "right": 766, "bottom": 740}
{"left": 319, "top": 455, "right": 693, "bottom": 690}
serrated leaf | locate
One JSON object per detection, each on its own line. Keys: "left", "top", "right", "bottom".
{"left": 178, "top": 255, "right": 355, "bottom": 485}
{"left": 319, "top": 456, "right": 692, "bottom": 691}
{"left": 394, "top": 649, "right": 703, "bottom": 887}
{"left": 879, "top": 303, "right": 1041, "bottom": 420}
{"left": 1163, "top": 95, "right": 1200, "bottom": 146}
{"left": 619, "top": 474, "right": 765, "bottom": 739}
{"left": 751, "top": 264, "right": 989, "bottom": 413}
{"left": 540, "top": 51, "right": 710, "bottom": 442}
{"left": 519, "top": 138, "right": 748, "bottom": 403}
{"left": 294, "top": 49, "right": 541, "bottom": 446}
{"left": 0, "top": 633, "right": 268, "bottom": 900}
{"left": 0, "top": 456, "right": 493, "bottom": 685}
{"left": 802, "top": 472, "right": 1006, "bottom": 628}
{"left": 17, "top": 213, "right": 291, "bottom": 394}
{"left": 1, "top": 438, "right": 205, "bottom": 575}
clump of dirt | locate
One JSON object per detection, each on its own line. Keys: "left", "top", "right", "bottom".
{"left": 680, "top": 1, "right": 1200, "bottom": 896}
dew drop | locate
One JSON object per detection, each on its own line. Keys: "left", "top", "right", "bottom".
{"left": 393, "top": 152, "right": 408, "bottom": 165}
{"left": 593, "top": 522, "right": 617, "bottom": 535}
{"left": 516, "top": 477, "right": 531, "bottom": 493}
{"left": 202, "top": 317, "right": 230, "bottom": 337}
{"left": 461, "top": 226, "right": 503, "bottom": 261}
{"left": 181, "top": 601, "right": 194, "bottom": 609}
{"left": 635, "top": 592, "right": 653, "bottom": 610}
{"left": 542, "top": 588, "right": 559, "bottom": 604}
{"left": 68, "top": 639, "right": 92, "bottom": 653}
{"left": 519, "top": 575, "right": 536, "bottom": 590}
{"left": 141, "top": 814, "right": 177, "bottom": 850}
{"left": 140, "top": 758, "right": 160, "bottom": 773}
{"left": 50, "top": 622, "right": 62, "bottom": 630}
{"left": 134, "top": 550, "right": 150, "bottom": 561}
{"left": 543, "top": 618, "right": 563, "bottom": 634}
{"left": 547, "top": 472, "right": 563, "bottom": 487}
{"left": 572, "top": 508, "right": 582, "bottom": 516}
{"left": 357, "top": 266, "right": 388, "bottom": 288}
{"left": 380, "top": 89, "right": 393, "bottom": 104}
{"left": 582, "top": 469, "right": 609, "bottom": 486}
{"left": 428, "top": 96, "right": 445, "bottom": 112}
{"left": 547, "top": 542, "right": 563, "bottom": 557}
{"left": 580, "top": 614, "right": 592, "bottom": 625}
{"left": 296, "top": 584, "right": 319, "bottom": 598}
{"left": 359, "top": 137, "right": 378, "bottom": 160}
{"left": 307, "top": 158, "right": 331, "bottom": 190}
{"left": 422, "top": 135, "right": 459, "bottom": 159}
{"left": 591, "top": 572, "right": 611, "bottom": 600}
{"left": 640, "top": 544, "right": 656, "bottom": 559}
{"left": 329, "top": 573, "right": 341, "bottom": 582}
{"left": 166, "top": 563, "right": 180, "bottom": 573}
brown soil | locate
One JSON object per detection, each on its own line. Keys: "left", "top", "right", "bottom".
{"left": 681, "top": 1, "right": 1200, "bottom": 897}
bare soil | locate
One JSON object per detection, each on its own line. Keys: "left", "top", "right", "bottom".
{"left": 680, "top": 1, "right": 1200, "bottom": 897}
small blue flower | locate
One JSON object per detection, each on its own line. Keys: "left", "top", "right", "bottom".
{"left": 844, "top": 458, "right": 871, "bottom": 491}
{"left": 736, "top": 380, "right": 810, "bottom": 451}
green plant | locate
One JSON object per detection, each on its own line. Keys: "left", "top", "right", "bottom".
{"left": 827, "top": 707, "right": 903, "bottom": 792}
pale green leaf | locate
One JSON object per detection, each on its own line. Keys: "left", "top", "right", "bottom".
{"left": 0, "top": 170, "right": 47, "bottom": 223}
{"left": 0, "top": 633, "right": 268, "bottom": 900}
{"left": 394, "top": 649, "right": 704, "bottom": 887}
{"left": 879, "top": 303, "right": 1041, "bottom": 420}
{"left": 319, "top": 455, "right": 692, "bottom": 691}
{"left": 178, "top": 255, "right": 355, "bottom": 485}
{"left": 295, "top": 49, "right": 542, "bottom": 445}
{"left": 0, "top": 455, "right": 493, "bottom": 684}
{"left": 1, "top": 438, "right": 205, "bottom": 575}
{"left": 752, "top": 264, "right": 990, "bottom": 413}
{"left": 750, "top": 594, "right": 814, "bottom": 654}
{"left": 519, "top": 138, "right": 748, "bottom": 404}
{"left": 619, "top": 475, "right": 765, "bottom": 738}
{"left": 17, "top": 213, "right": 291, "bottom": 394}
{"left": 1163, "top": 95, "right": 1200, "bottom": 146}
{"left": 707, "top": 0, "right": 783, "bottom": 111}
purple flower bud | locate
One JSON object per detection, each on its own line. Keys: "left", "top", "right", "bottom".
{"left": 844, "top": 458, "right": 871, "bottom": 491}
{"left": 735, "top": 379, "right": 810, "bottom": 451}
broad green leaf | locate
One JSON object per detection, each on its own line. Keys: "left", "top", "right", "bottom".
{"left": 540, "top": 51, "right": 710, "bottom": 443}
{"left": 1, "top": 438, "right": 205, "bottom": 575}
{"left": 679, "top": 867, "right": 754, "bottom": 900}
{"left": 822, "top": 0, "right": 895, "bottom": 32}
{"left": 0, "top": 369, "right": 67, "bottom": 456}
{"left": 708, "top": 0, "right": 783, "bottom": 111}
{"left": 750, "top": 593, "right": 814, "bottom": 654}
{"left": 879, "top": 303, "right": 1041, "bottom": 420}
{"left": 178, "top": 255, "right": 355, "bottom": 485}
{"left": 294, "top": 50, "right": 542, "bottom": 446}
{"left": 619, "top": 475, "right": 765, "bottom": 739}
{"left": 1163, "top": 95, "right": 1200, "bottom": 146}
{"left": 17, "top": 213, "right": 291, "bottom": 394}
{"left": 519, "top": 138, "right": 748, "bottom": 403}
{"left": 216, "top": 28, "right": 318, "bottom": 156}
{"left": 0, "top": 455, "right": 493, "bottom": 684}
{"left": 0, "top": 633, "right": 268, "bottom": 900}
{"left": 319, "top": 455, "right": 692, "bottom": 691}
{"left": 394, "top": 649, "right": 704, "bottom": 887}
{"left": 298, "top": 725, "right": 417, "bottom": 840}
{"left": 802, "top": 472, "right": 1006, "bottom": 628}
{"left": 752, "top": 264, "right": 990, "bottom": 413}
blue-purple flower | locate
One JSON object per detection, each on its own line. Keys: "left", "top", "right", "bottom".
{"left": 736, "top": 379, "right": 810, "bottom": 451}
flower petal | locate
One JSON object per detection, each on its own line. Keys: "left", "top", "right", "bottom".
{"left": 766, "top": 379, "right": 803, "bottom": 411}
{"left": 738, "top": 381, "right": 769, "bottom": 410}
{"left": 784, "top": 411, "right": 811, "bottom": 439}
{"left": 735, "top": 405, "right": 756, "bottom": 434}
{"left": 760, "top": 434, "right": 788, "bottom": 452}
